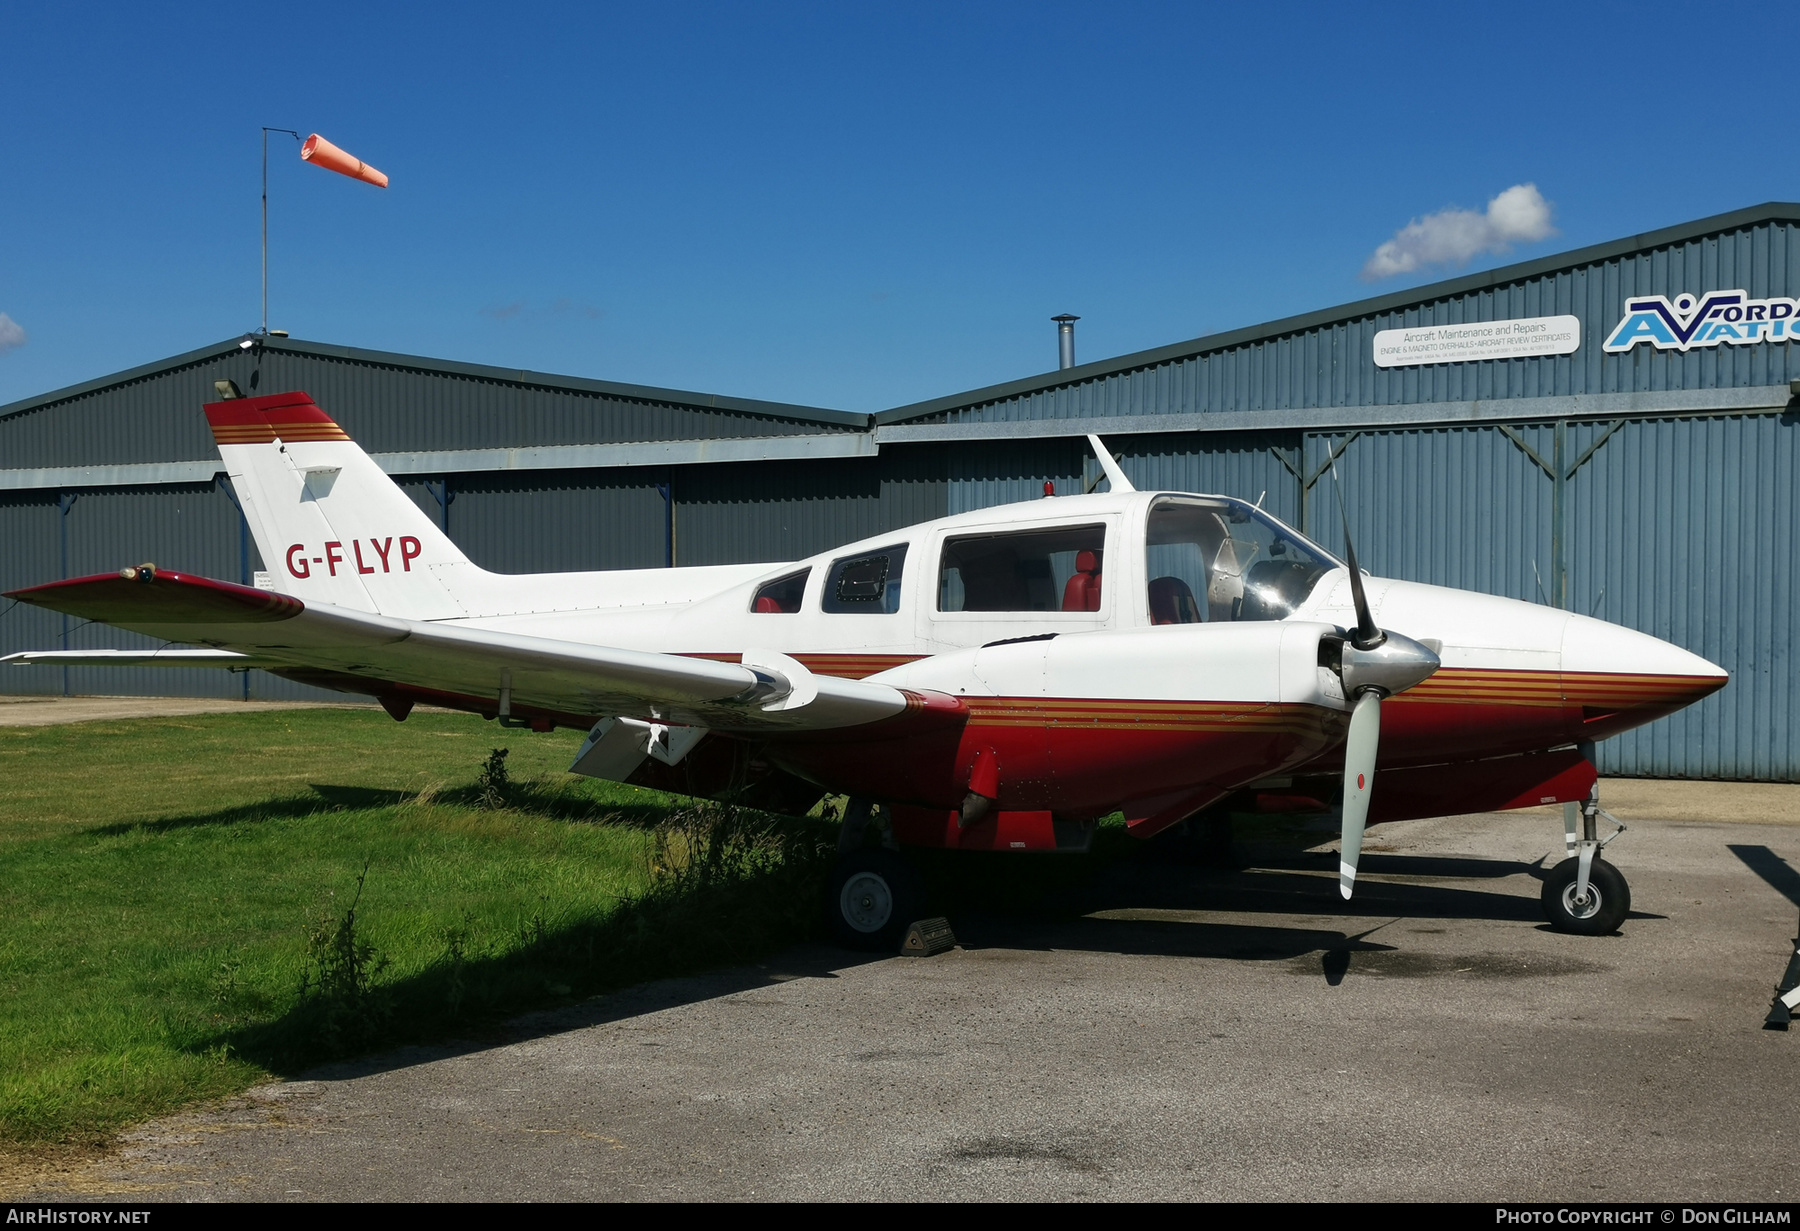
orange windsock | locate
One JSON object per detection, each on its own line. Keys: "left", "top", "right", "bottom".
{"left": 300, "top": 133, "right": 389, "bottom": 188}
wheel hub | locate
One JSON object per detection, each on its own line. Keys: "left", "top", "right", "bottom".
{"left": 1561, "top": 880, "right": 1603, "bottom": 921}
{"left": 839, "top": 871, "right": 894, "bottom": 933}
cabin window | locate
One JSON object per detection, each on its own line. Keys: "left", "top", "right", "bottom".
{"left": 749, "top": 568, "right": 809, "bottom": 613}
{"left": 822, "top": 545, "right": 908, "bottom": 614}
{"left": 938, "top": 524, "right": 1107, "bottom": 612}
{"left": 1145, "top": 497, "right": 1336, "bottom": 623}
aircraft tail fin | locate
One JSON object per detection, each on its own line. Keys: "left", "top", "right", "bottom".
{"left": 207, "top": 392, "right": 479, "bottom": 619}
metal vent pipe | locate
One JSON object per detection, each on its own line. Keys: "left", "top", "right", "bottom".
{"left": 1052, "top": 314, "right": 1079, "bottom": 370}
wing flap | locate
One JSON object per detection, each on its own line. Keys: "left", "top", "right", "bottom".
{"left": 1, "top": 649, "right": 265, "bottom": 667}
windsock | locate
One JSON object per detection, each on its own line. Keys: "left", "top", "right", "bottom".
{"left": 300, "top": 133, "right": 388, "bottom": 188}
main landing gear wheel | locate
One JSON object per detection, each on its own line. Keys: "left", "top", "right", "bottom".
{"left": 1541, "top": 856, "right": 1630, "bottom": 935}
{"left": 826, "top": 848, "right": 923, "bottom": 952}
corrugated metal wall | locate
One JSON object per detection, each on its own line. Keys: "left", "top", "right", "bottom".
{"left": 1110, "top": 431, "right": 1304, "bottom": 528}
{"left": 676, "top": 446, "right": 948, "bottom": 566}
{"left": 947, "top": 438, "right": 1087, "bottom": 515}
{"left": 0, "top": 483, "right": 343, "bottom": 700}
{"left": 1304, "top": 425, "right": 1556, "bottom": 602}
{"left": 445, "top": 470, "right": 669, "bottom": 573}
{"left": 405, "top": 449, "right": 951, "bottom": 574}
{"left": 57, "top": 485, "right": 248, "bottom": 699}
{"left": 1566, "top": 413, "right": 1800, "bottom": 779}
{"left": 0, "top": 494, "right": 62, "bottom": 697}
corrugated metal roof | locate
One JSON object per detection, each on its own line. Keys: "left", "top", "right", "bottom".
{"left": 0, "top": 334, "right": 872, "bottom": 474}
{"left": 0, "top": 334, "right": 868, "bottom": 429}
{"left": 877, "top": 200, "right": 1800, "bottom": 426}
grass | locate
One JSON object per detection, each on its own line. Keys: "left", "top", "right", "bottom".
{"left": 0, "top": 708, "right": 834, "bottom": 1151}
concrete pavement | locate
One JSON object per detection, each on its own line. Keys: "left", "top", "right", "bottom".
{"left": 22, "top": 800, "right": 1800, "bottom": 1202}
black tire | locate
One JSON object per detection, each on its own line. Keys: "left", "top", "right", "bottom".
{"left": 1541, "top": 856, "right": 1630, "bottom": 935}
{"left": 825, "top": 848, "right": 923, "bottom": 952}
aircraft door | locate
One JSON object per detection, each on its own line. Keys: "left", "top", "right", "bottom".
{"left": 918, "top": 519, "right": 1115, "bottom": 651}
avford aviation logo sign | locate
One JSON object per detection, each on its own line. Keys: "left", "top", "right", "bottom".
{"left": 1372, "top": 315, "right": 1581, "bottom": 368}
{"left": 1371, "top": 289, "right": 1800, "bottom": 367}
{"left": 1602, "top": 289, "right": 1800, "bottom": 352}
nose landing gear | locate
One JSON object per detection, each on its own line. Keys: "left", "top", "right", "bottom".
{"left": 1542, "top": 786, "right": 1630, "bottom": 935}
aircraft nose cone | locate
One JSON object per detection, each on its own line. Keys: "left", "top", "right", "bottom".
{"left": 1560, "top": 613, "right": 1728, "bottom": 719}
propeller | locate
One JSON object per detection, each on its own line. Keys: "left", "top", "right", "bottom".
{"left": 1329, "top": 448, "right": 1439, "bottom": 900}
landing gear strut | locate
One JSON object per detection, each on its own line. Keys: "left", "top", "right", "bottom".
{"left": 1541, "top": 786, "right": 1630, "bottom": 935}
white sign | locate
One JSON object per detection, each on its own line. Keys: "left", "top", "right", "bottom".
{"left": 1372, "top": 314, "right": 1581, "bottom": 368}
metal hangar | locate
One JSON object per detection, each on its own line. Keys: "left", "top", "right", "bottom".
{"left": 3, "top": 201, "right": 1796, "bottom": 780}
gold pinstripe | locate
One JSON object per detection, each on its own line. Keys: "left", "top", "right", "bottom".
{"left": 964, "top": 697, "right": 1331, "bottom": 735}
{"left": 1393, "top": 668, "right": 1719, "bottom": 709}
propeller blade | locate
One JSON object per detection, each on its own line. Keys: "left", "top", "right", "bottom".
{"left": 1339, "top": 689, "right": 1382, "bottom": 900}
{"left": 1341, "top": 530, "right": 1383, "bottom": 651}
{"left": 1328, "top": 450, "right": 1383, "bottom": 651}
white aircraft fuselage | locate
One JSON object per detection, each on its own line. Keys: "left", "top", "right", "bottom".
{"left": 5, "top": 392, "right": 1726, "bottom": 867}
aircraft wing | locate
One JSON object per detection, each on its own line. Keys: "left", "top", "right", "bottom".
{"left": 1, "top": 570, "right": 922, "bottom": 734}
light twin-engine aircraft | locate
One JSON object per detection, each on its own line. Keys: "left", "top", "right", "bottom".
{"left": 3, "top": 390, "right": 1728, "bottom": 948}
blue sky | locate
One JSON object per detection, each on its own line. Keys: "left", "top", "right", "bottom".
{"left": 1, "top": 1, "right": 1792, "bottom": 413}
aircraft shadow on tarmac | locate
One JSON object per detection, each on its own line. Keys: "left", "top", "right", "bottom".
{"left": 939, "top": 844, "right": 1641, "bottom": 985}
{"left": 239, "top": 837, "right": 1647, "bottom": 1082}
{"left": 958, "top": 846, "right": 1553, "bottom": 930}
{"left": 1728, "top": 844, "right": 1800, "bottom": 909}
{"left": 252, "top": 838, "right": 1646, "bottom": 1085}
{"left": 284, "top": 945, "right": 885, "bottom": 1085}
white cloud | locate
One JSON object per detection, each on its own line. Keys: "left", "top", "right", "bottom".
{"left": 0, "top": 313, "right": 24, "bottom": 355}
{"left": 1361, "top": 184, "right": 1556, "bottom": 281}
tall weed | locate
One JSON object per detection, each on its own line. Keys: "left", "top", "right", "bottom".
{"left": 290, "top": 862, "right": 391, "bottom": 1057}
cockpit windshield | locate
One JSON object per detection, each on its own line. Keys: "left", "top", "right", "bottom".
{"left": 1145, "top": 497, "right": 1339, "bottom": 624}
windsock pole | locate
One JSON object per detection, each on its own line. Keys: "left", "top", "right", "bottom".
{"left": 261, "top": 127, "right": 301, "bottom": 336}
{"left": 257, "top": 128, "right": 387, "bottom": 336}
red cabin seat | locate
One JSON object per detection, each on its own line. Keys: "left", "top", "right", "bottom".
{"left": 752, "top": 596, "right": 783, "bottom": 613}
{"left": 1061, "top": 550, "right": 1103, "bottom": 611}
{"left": 1148, "top": 575, "right": 1201, "bottom": 624}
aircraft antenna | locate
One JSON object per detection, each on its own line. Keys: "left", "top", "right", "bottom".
{"left": 1086, "top": 435, "right": 1135, "bottom": 493}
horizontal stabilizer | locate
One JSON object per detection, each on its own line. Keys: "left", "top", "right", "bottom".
{"left": 5, "top": 571, "right": 302, "bottom": 624}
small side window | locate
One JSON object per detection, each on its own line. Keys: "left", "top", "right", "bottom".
{"left": 822, "top": 544, "right": 908, "bottom": 614}
{"left": 750, "top": 568, "right": 809, "bottom": 613}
